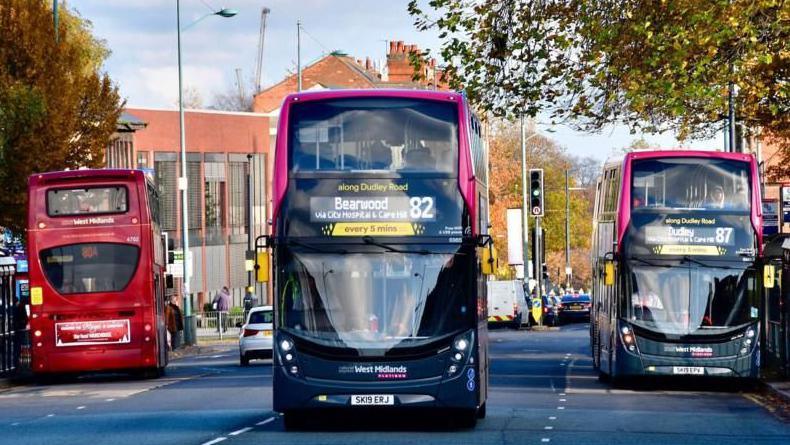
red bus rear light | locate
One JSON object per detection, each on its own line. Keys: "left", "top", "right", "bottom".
{"left": 38, "top": 222, "right": 46, "bottom": 229}
{"left": 243, "top": 329, "right": 259, "bottom": 337}
{"left": 34, "top": 330, "right": 42, "bottom": 337}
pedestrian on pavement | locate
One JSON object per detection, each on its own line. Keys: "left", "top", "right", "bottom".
{"left": 166, "top": 295, "right": 184, "bottom": 350}
{"left": 243, "top": 287, "right": 258, "bottom": 312}
{"left": 165, "top": 299, "right": 175, "bottom": 350}
{"left": 213, "top": 286, "right": 231, "bottom": 332}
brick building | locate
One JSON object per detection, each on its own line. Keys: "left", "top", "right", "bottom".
{"left": 106, "top": 108, "right": 271, "bottom": 309}
{"left": 252, "top": 40, "right": 447, "bottom": 114}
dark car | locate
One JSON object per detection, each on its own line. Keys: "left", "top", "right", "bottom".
{"left": 559, "top": 293, "right": 591, "bottom": 322}
{"left": 529, "top": 295, "right": 559, "bottom": 326}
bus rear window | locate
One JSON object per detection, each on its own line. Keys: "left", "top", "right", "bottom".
{"left": 47, "top": 186, "right": 128, "bottom": 216}
{"left": 40, "top": 243, "right": 139, "bottom": 294}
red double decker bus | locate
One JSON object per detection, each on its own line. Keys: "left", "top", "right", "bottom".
{"left": 27, "top": 169, "right": 169, "bottom": 376}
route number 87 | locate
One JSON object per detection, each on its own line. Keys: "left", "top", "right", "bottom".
{"left": 409, "top": 197, "right": 435, "bottom": 219}
{"left": 715, "top": 227, "right": 733, "bottom": 244}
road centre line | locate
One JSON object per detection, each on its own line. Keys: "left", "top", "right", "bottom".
{"left": 559, "top": 398, "right": 567, "bottom": 402}
{"left": 256, "top": 417, "right": 276, "bottom": 426}
{"left": 544, "top": 426, "right": 554, "bottom": 430}
{"left": 229, "top": 427, "right": 252, "bottom": 436}
{"left": 549, "top": 416, "right": 557, "bottom": 420}
{"left": 76, "top": 406, "right": 86, "bottom": 410}
{"left": 541, "top": 439, "right": 551, "bottom": 443}
{"left": 200, "top": 438, "right": 226, "bottom": 445}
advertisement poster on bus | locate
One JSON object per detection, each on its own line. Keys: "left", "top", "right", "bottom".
{"left": 55, "top": 319, "right": 131, "bottom": 347}
{"left": 284, "top": 178, "right": 466, "bottom": 239}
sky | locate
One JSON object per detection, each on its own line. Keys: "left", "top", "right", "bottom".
{"left": 70, "top": 0, "right": 721, "bottom": 161}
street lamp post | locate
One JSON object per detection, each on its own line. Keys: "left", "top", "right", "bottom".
{"left": 176, "top": 0, "right": 237, "bottom": 345}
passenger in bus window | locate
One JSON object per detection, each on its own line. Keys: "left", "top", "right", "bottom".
{"left": 706, "top": 185, "right": 726, "bottom": 209}
{"left": 369, "top": 140, "right": 392, "bottom": 170}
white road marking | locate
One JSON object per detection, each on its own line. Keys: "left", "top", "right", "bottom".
{"left": 559, "top": 398, "right": 567, "bottom": 402}
{"left": 559, "top": 393, "right": 566, "bottom": 396}
{"left": 209, "top": 355, "right": 224, "bottom": 359}
{"left": 544, "top": 426, "right": 554, "bottom": 430}
{"left": 105, "top": 398, "right": 115, "bottom": 402}
{"left": 229, "top": 427, "right": 252, "bottom": 436}
{"left": 549, "top": 416, "right": 557, "bottom": 420}
{"left": 11, "top": 423, "right": 19, "bottom": 426}
{"left": 255, "top": 417, "right": 276, "bottom": 426}
{"left": 201, "top": 438, "right": 226, "bottom": 445}
{"left": 557, "top": 406, "right": 565, "bottom": 410}
{"left": 46, "top": 414, "right": 55, "bottom": 418}
{"left": 76, "top": 406, "right": 86, "bottom": 410}
{"left": 541, "top": 439, "right": 551, "bottom": 443}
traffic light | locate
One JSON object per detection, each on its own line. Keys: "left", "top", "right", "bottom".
{"left": 529, "top": 168, "right": 544, "bottom": 217}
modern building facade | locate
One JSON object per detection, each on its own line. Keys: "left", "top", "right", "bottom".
{"left": 106, "top": 108, "right": 271, "bottom": 309}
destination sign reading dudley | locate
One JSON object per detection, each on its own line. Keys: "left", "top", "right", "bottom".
{"left": 283, "top": 178, "right": 465, "bottom": 238}
{"left": 628, "top": 213, "right": 754, "bottom": 257}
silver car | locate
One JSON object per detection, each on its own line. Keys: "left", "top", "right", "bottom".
{"left": 238, "top": 305, "right": 273, "bottom": 366}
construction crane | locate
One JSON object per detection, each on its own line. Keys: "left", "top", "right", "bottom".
{"left": 255, "top": 7, "right": 271, "bottom": 93}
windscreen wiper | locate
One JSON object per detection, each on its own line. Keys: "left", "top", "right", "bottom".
{"left": 286, "top": 239, "right": 347, "bottom": 254}
{"left": 362, "top": 236, "right": 430, "bottom": 255}
{"left": 627, "top": 256, "right": 667, "bottom": 267}
{"left": 681, "top": 255, "right": 733, "bottom": 270}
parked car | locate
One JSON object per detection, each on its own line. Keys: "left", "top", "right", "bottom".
{"left": 238, "top": 305, "right": 273, "bottom": 366}
{"left": 559, "top": 293, "right": 591, "bottom": 323}
{"left": 488, "top": 280, "right": 530, "bottom": 329}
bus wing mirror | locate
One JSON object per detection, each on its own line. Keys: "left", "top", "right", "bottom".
{"left": 255, "top": 252, "right": 270, "bottom": 283}
{"left": 764, "top": 264, "right": 776, "bottom": 289}
{"left": 604, "top": 261, "right": 615, "bottom": 286}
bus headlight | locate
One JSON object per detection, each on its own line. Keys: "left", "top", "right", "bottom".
{"left": 448, "top": 364, "right": 458, "bottom": 375}
{"left": 621, "top": 326, "right": 631, "bottom": 335}
{"left": 746, "top": 328, "right": 755, "bottom": 338}
{"left": 454, "top": 338, "right": 469, "bottom": 352}
{"left": 280, "top": 338, "right": 294, "bottom": 352}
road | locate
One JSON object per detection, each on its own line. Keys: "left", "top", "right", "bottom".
{"left": 0, "top": 323, "right": 787, "bottom": 445}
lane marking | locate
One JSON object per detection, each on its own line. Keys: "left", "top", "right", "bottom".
{"left": 209, "top": 355, "right": 224, "bottom": 359}
{"left": 544, "top": 426, "right": 554, "bottom": 430}
{"left": 541, "top": 439, "right": 551, "bottom": 443}
{"left": 46, "top": 414, "right": 55, "bottom": 418}
{"left": 256, "top": 417, "right": 276, "bottom": 426}
{"left": 105, "top": 398, "right": 115, "bottom": 402}
{"left": 557, "top": 406, "right": 565, "bottom": 410}
{"left": 559, "top": 393, "right": 566, "bottom": 396}
{"left": 548, "top": 416, "right": 557, "bottom": 420}
{"left": 11, "top": 423, "right": 19, "bottom": 426}
{"left": 559, "top": 398, "right": 567, "bottom": 402}
{"left": 201, "top": 438, "right": 227, "bottom": 445}
{"left": 229, "top": 427, "right": 252, "bottom": 436}
{"left": 76, "top": 406, "right": 86, "bottom": 410}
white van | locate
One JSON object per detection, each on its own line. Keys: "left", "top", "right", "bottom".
{"left": 487, "top": 280, "right": 530, "bottom": 328}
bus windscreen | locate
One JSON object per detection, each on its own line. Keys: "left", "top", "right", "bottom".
{"left": 289, "top": 98, "right": 458, "bottom": 173}
{"left": 47, "top": 186, "right": 128, "bottom": 216}
{"left": 631, "top": 158, "right": 750, "bottom": 211}
{"left": 279, "top": 247, "right": 471, "bottom": 353}
{"left": 40, "top": 243, "right": 139, "bottom": 294}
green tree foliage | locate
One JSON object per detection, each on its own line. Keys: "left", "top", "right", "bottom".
{"left": 409, "top": 0, "right": 788, "bottom": 141}
{"left": 487, "top": 121, "right": 592, "bottom": 284}
{"left": 0, "top": 1, "right": 123, "bottom": 234}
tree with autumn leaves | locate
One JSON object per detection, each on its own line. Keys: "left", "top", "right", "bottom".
{"left": 487, "top": 121, "right": 596, "bottom": 289}
{"left": 0, "top": 1, "right": 123, "bottom": 234}
{"left": 409, "top": 0, "right": 787, "bottom": 143}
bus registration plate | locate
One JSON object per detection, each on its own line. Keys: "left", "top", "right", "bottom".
{"left": 351, "top": 395, "right": 394, "bottom": 406}
{"left": 672, "top": 366, "right": 704, "bottom": 375}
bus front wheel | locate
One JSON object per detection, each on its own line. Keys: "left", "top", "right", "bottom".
{"left": 477, "top": 402, "right": 487, "bottom": 419}
{"left": 283, "top": 412, "right": 306, "bottom": 430}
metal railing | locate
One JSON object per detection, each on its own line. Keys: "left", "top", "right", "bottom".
{"left": 194, "top": 311, "right": 248, "bottom": 340}
{"left": 0, "top": 257, "right": 18, "bottom": 376}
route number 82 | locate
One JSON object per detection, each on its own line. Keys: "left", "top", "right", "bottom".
{"left": 409, "top": 197, "right": 435, "bottom": 219}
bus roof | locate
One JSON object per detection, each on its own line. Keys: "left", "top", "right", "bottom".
{"left": 281, "top": 88, "right": 464, "bottom": 105}
{"left": 29, "top": 169, "right": 145, "bottom": 186}
{"left": 624, "top": 150, "right": 754, "bottom": 163}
